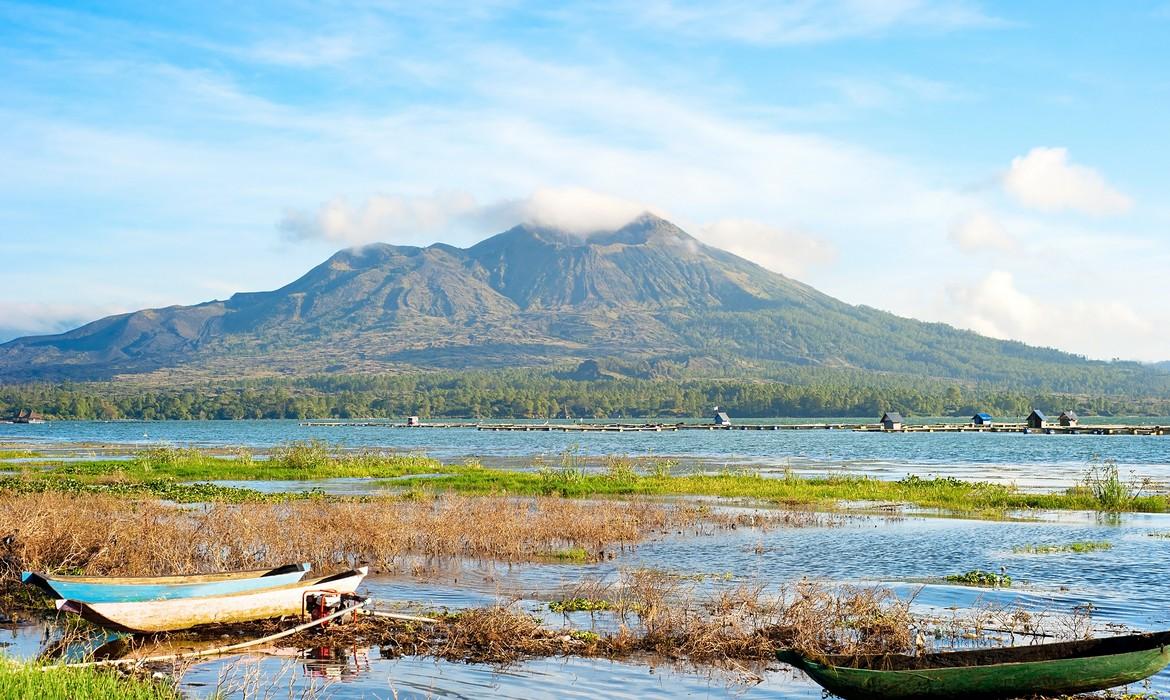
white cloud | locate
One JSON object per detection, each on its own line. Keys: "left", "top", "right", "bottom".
{"left": 0, "top": 302, "right": 126, "bottom": 342}
{"left": 505, "top": 187, "right": 653, "bottom": 235}
{"left": 944, "top": 270, "right": 1155, "bottom": 358}
{"left": 699, "top": 219, "right": 838, "bottom": 277}
{"left": 948, "top": 212, "right": 1016, "bottom": 252}
{"left": 278, "top": 188, "right": 656, "bottom": 246}
{"left": 1003, "top": 147, "right": 1133, "bottom": 215}
{"left": 278, "top": 191, "right": 480, "bottom": 245}
{"left": 630, "top": 0, "right": 1003, "bottom": 45}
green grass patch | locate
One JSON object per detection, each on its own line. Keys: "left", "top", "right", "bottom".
{"left": 386, "top": 467, "right": 1170, "bottom": 515}
{"left": 540, "top": 547, "right": 591, "bottom": 562}
{"left": 16, "top": 445, "right": 1169, "bottom": 516}
{"left": 0, "top": 475, "right": 323, "bottom": 503}
{"left": 27, "top": 441, "right": 445, "bottom": 482}
{"left": 1012, "top": 541, "right": 1113, "bottom": 554}
{"left": 549, "top": 597, "right": 614, "bottom": 613}
{"left": 0, "top": 663, "right": 180, "bottom": 700}
{"left": 0, "top": 449, "right": 41, "bottom": 460}
{"left": 945, "top": 570, "right": 1012, "bottom": 587}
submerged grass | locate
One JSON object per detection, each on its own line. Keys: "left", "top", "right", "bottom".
{"left": 1012, "top": 541, "right": 1113, "bottom": 554}
{"left": 0, "top": 664, "right": 180, "bottom": 700}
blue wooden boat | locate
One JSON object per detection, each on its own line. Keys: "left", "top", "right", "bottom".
{"left": 21, "top": 563, "right": 311, "bottom": 603}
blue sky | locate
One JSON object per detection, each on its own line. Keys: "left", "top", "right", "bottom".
{"left": 1, "top": 1, "right": 1168, "bottom": 360}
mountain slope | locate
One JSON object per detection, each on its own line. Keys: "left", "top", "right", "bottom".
{"left": 1, "top": 214, "right": 1163, "bottom": 394}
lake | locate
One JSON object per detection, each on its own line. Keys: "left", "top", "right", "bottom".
{"left": 4, "top": 419, "right": 1170, "bottom": 698}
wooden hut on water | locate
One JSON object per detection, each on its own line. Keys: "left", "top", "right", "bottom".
{"left": 880, "top": 412, "right": 903, "bottom": 430}
{"left": 1059, "top": 411, "right": 1079, "bottom": 427}
{"left": 972, "top": 412, "right": 993, "bottom": 426}
{"left": 713, "top": 408, "right": 732, "bottom": 426}
{"left": 1026, "top": 410, "right": 1047, "bottom": 429}
{"left": 10, "top": 409, "right": 45, "bottom": 424}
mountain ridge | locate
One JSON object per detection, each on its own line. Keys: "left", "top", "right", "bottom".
{"left": 1, "top": 214, "right": 1163, "bottom": 395}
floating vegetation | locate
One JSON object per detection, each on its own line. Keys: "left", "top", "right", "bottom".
{"left": 1013, "top": 541, "right": 1113, "bottom": 554}
{"left": 1146, "top": 531, "right": 1170, "bottom": 539}
{"left": 946, "top": 570, "right": 1012, "bottom": 587}
{"left": 541, "top": 547, "right": 591, "bottom": 562}
{"left": 0, "top": 475, "right": 317, "bottom": 504}
{"left": 549, "top": 598, "right": 614, "bottom": 614}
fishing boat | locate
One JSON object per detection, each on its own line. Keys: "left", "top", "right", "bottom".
{"left": 56, "top": 567, "right": 368, "bottom": 633}
{"left": 22, "top": 563, "right": 311, "bottom": 603}
{"left": 777, "top": 631, "right": 1170, "bottom": 700}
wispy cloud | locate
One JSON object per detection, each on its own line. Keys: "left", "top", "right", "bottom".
{"left": 625, "top": 0, "right": 1006, "bottom": 45}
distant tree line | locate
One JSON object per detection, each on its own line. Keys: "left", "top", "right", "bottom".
{"left": 2, "top": 367, "right": 1167, "bottom": 421}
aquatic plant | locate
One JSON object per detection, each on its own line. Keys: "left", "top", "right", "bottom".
{"left": 945, "top": 570, "right": 1011, "bottom": 587}
{"left": 549, "top": 597, "right": 614, "bottom": 613}
{"left": 1012, "top": 541, "right": 1112, "bottom": 554}
{"left": 1078, "top": 458, "right": 1152, "bottom": 514}
{"left": 541, "top": 547, "right": 590, "bottom": 562}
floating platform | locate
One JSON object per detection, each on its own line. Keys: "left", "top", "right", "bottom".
{"left": 300, "top": 421, "right": 1167, "bottom": 435}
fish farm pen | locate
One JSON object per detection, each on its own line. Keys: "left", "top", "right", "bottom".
{"left": 301, "top": 421, "right": 1168, "bottom": 436}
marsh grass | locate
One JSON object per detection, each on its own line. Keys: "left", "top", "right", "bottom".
{"left": 391, "top": 467, "right": 1170, "bottom": 514}
{"left": 1012, "top": 541, "right": 1112, "bottom": 554}
{"left": 267, "top": 578, "right": 921, "bottom": 666}
{"left": 0, "top": 475, "right": 314, "bottom": 503}
{"left": 23, "top": 445, "right": 1170, "bottom": 514}
{"left": 0, "top": 664, "right": 180, "bottom": 700}
{"left": 40, "top": 441, "right": 444, "bottom": 482}
{"left": 0, "top": 492, "right": 798, "bottom": 586}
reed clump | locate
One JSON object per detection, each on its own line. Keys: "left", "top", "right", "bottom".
{"left": 0, "top": 492, "right": 794, "bottom": 587}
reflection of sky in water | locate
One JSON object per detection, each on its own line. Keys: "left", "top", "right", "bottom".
{"left": 5, "top": 419, "right": 1170, "bottom": 490}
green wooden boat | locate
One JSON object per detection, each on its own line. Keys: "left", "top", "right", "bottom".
{"left": 777, "top": 631, "right": 1170, "bottom": 700}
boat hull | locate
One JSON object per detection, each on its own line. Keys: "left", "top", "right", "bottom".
{"left": 57, "top": 567, "right": 367, "bottom": 633}
{"left": 778, "top": 632, "right": 1170, "bottom": 700}
{"left": 22, "top": 563, "right": 311, "bottom": 602}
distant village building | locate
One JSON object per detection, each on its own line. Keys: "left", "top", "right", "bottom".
{"left": 1059, "top": 411, "right": 1079, "bottom": 427}
{"left": 972, "top": 412, "right": 993, "bottom": 426}
{"left": 880, "top": 412, "right": 903, "bottom": 430}
{"left": 10, "top": 409, "right": 45, "bottom": 424}
{"left": 1026, "top": 410, "right": 1047, "bottom": 429}
{"left": 713, "top": 407, "right": 731, "bottom": 426}
{"left": 406, "top": 415, "right": 420, "bottom": 427}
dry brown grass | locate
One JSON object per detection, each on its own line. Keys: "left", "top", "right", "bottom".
{"left": 0, "top": 492, "right": 817, "bottom": 583}
{"left": 226, "top": 579, "right": 919, "bottom": 668}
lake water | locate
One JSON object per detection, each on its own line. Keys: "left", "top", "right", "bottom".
{"left": 4, "top": 420, "right": 1170, "bottom": 697}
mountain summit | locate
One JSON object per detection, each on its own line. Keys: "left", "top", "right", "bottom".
{"left": 0, "top": 214, "right": 1153, "bottom": 388}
